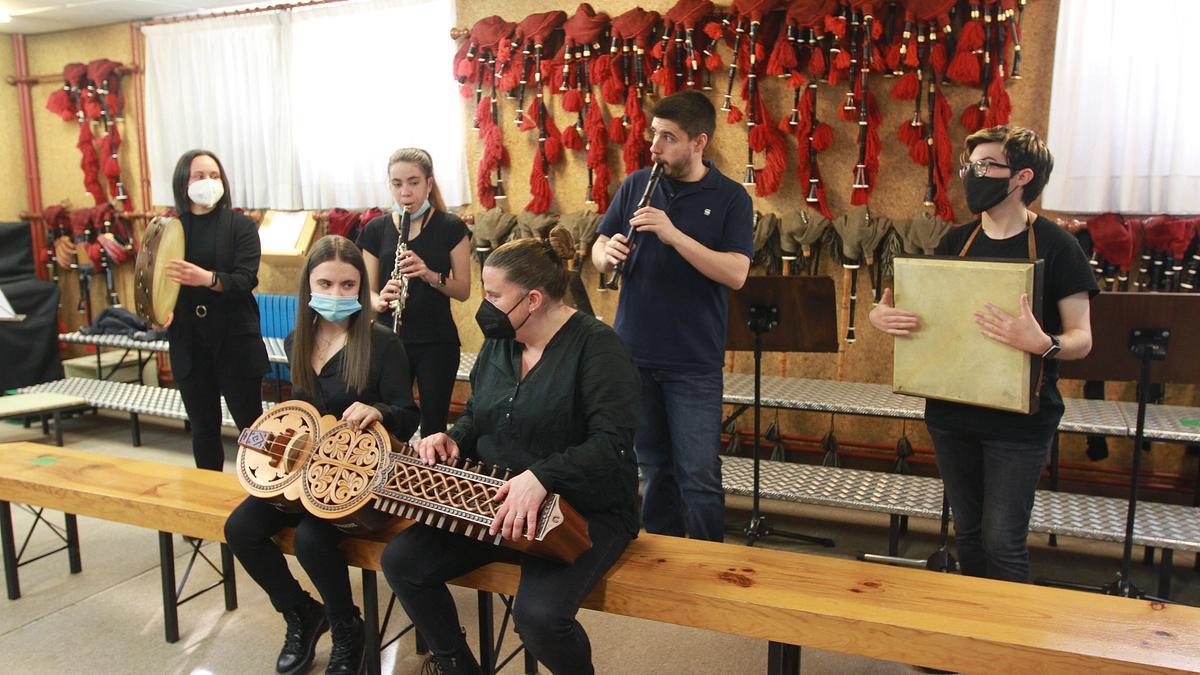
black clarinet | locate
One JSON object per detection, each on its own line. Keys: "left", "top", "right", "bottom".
{"left": 605, "top": 160, "right": 665, "bottom": 290}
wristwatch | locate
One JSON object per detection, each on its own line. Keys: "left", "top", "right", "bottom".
{"left": 1041, "top": 334, "right": 1061, "bottom": 360}
{"left": 209, "top": 271, "right": 219, "bottom": 288}
{"left": 433, "top": 272, "right": 447, "bottom": 289}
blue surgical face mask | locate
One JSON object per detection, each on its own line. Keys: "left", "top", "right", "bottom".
{"left": 392, "top": 199, "right": 431, "bottom": 219}
{"left": 309, "top": 292, "right": 361, "bottom": 323}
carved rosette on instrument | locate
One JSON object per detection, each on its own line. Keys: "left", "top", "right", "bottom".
{"left": 235, "top": 401, "right": 323, "bottom": 512}
{"left": 300, "top": 420, "right": 393, "bottom": 533}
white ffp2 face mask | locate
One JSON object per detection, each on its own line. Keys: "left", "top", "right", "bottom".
{"left": 187, "top": 178, "right": 225, "bottom": 208}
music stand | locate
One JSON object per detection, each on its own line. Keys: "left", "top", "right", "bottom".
{"left": 1048, "top": 292, "right": 1200, "bottom": 598}
{"left": 727, "top": 275, "right": 838, "bottom": 547}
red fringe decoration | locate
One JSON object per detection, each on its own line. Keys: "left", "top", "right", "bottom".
{"left": 788, "top": 71, "right": 807, "bottom": 88}
{"left": 562, "top": 88, "right": 583, "bottom": 113}
{"left": 930, "top": 43, "right": 948, "bottom": 76}
{"left": 705, "top": 50, "right": 723, "bottom": 72}
{"left": 526, "top": 153, "right": 553, "bottom": 213}
{"left": 885, "top": 42, "right": 902, "bottom": 73}
{"left": 46, "top": 89, "right": 75, "bottom": 121}
{"left": 811, "top": 122, "right": 833, "bottom": 152}
{"left": 766, "top": 25, "right": 797, "bottom": 76}
{"left": 904, "top": 40, "right": 920, "bottom": 68}
{"left": 890, "top": 71, "right": 919, "bottom": 100}
{"left": 897, "top": 119, "right": 925, "bottom": 148}
{"left": 908, "top": 136, "right": 930, "bottom": 165}
{"left": 622, "top": 91, "right": 650, "bottom": 174}
{"left": 960, "top": 104, "right": 985, "bottom": 132}
{"left": 608, "top": 117, "right": 628, "bottom": 144}
{"left": 562, "top": 124, "right": 584, "bottom": 150}
{"left": 808, "top": 48, "right": 826, "bottom": 77}
{"left": 958, "top": 20, "right": 985, "bottom": 52}
{"left": 726, "top": 105, "right": 744, "bottom": 124}
{"left": 947, "top": 50, "right": 981, "bottom": 85}
{"left": 593, "top": 161, "right": 612, "bottom": 213}
{"left": 77, "top": 124, "right": 106, "bottom": 204}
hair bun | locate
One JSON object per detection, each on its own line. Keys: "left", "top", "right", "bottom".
{"left": 545, "top": 225, "right": 576, "bottom": 262}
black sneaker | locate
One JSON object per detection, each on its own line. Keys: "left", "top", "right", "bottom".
{"left": 277, "top": 598, "right": 329, "bottom": 674}
{"left": 420, "top": 650, "right": 482, "bottom": 675}
{"left": 326, "top": 614, "right": 365, "bottom": 675}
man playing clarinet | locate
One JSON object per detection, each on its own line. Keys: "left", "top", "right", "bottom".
{"left": 592, "top": 89, "right": 754, "bottom": 542}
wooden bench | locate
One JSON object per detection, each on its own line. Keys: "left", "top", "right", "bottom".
{"left": 3, "top": 441, "right": 1199, "bottom": 674}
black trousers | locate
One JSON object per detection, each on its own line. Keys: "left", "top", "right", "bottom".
{"left": 405, "top": 341, "right": 460, "bottom": 436}
{"left": 224, "top": 496, "right": 358, "bottom": 620}
{"left": 382, "top": 514, "right": 630, "bottom": 675}
{"left": 175, "top": 333, "right": 264, "bottom": 471}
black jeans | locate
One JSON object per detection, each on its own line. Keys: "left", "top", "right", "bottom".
{"left": 224, "top": 496, "right": 358, "bottom": 620}
{"left": 928, "top": 425, "right": 1051, "bottom": 582}
{"left": 381, "top": 514, "right": 630, "bottom": 675}
{"left": 175, "top": 334, "right": 264, "bottom": 471}
{"left": 405, "top": 341, "right": 460, "bottom": 436}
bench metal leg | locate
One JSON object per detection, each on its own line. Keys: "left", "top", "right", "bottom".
{"left": 1158, "top": 548, "right": 1173, "bottom": 599}
{"left": 1144, "top": 546, "right": 1155, "bottom": 566}
{"left": 524, "top": 649, "right": 539, "bottom": 674}
{"left": 65, "top": 514, "right": 81, "bottom": 574}
{"left": 130, "top": 412, "right": 142, "bottom": 447}
{"left": 220, "top": 543, "right": 236, "bottom": 610}
{"left": 478, "top": 590, "right": 495, "bottom": 673}
{"left": 40, "top": 414, "right": 49, "bottom": 436}
{"left": 52, "top": 410, "right": 64, "bottom": 447}
{"left": 888, "top": 514, "right": 900, "bottom": 557}
{"left": 362, "top": 569, "right": 382, "bottom": 675}
{"left": 158, "top": 532, "right": 180, "bottom": 643}
{"left": 767, "top": 641, "right": 800, "bottom": 675}
{"left": 2, "top": 501, "right": 18, "bottom": 600}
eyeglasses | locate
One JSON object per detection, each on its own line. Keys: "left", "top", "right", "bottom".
{"left": 958, "top": 159, "right": 1013, "bottom": 179}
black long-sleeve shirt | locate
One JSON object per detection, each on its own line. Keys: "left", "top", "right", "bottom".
{"left": 448, "top": 311, "right": 641, "bottom": 536}
{"left": 286, "top": 323, "right": 421, "bottom": 440}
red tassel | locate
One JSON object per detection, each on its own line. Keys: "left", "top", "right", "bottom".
{"left": 825, "top": 15, "right": 846, "bottom": 38}
{"left": 908, "top": 137, "right": 930, "bottom": 165}
{"left": 897, "top": 119, "right": 925, "bottom": 148}
{"left": 518, "top": 99, "right": 539, "bottom": 132}
{"left": 601, "top": 71, "right": 625, "bottom": 105}
{"left": 885, "top": 42, "right": 902, "bottom": 72}
{"left": 766, "top": 26, "right": 797, "bottom": 76}
{"left": 811, "top": 123, "right": 833, "bottom": 152}
{"left": 726, "top": 105, "right": 743, "bottom": 124}
{"left": 526, "top": 154, "right": 553, "bottom": 213}
{"left": 46, "top": 89, "right": 75, "bottom": 121}
{"left": 834, "top": 49, "right": 851, "bottom": 71}
{"left": 788, "top": 71, "right": 807, "bottom": 89}
{"left": 705, "top": 50, "right": 723, "bottom": 71}
{"left": 890, "top": 71, "right": 919, "bottom": 100}
{"left": 904, "top": 40, "right": 920, "bottom": 68}
{"left": 500, "top": 59, "right": 522, "bottom": 92}
{"left": 828, "top": 65, "right": 843, "bottom": 87}
{"left": 585, "top": 103, "right": 608, "bottom": 166}
{"left": 455, "top": 51, "right": 476, "bottom": 79}
{"left": 930, "top": 43, "right": 948, "bottom": 76}
{"left": 544, "top": 135, "right": 564, "bottom": 165}
{"left": 562, "top": 124, "right": 584, "bottom": 150}
{"left": 989, "top": 69, "right": 1012, "bottom": 123}
{"left": 947, "top": 51, "right": 981, "bottom": 85}
{"left": 933, "top": 90, "right": 955, "bottom": 181}
{"left": 562, "top": 88, "right": 583, "bottom": 113}
{"left": 809, "top": 48, "right": 826, "bottom": 77}
{"left": 703, "top": 21, "right": 723, "bottom": 41}
{"left": 960, "top": 104, "right": 985, "bottom": 132}
{"left": 958, "top": 20, "right": 985, "bottom": 51}
{"left": 459, "top": 83, "right": 474, "bottom": 99}
{"left": 650, "top": 40, "right": 665, "bottom": 61}
{"left": 593, "top": 161, "right": 612, "bottom": 213}
{"left": 591, "top": 54, "right": 611, "bottom": 87}
{"left": 608, "top": 117, "right": 627, "bottom": 144}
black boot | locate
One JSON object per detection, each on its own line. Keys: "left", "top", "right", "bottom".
{"left": 326, "top": 614, "right": 366, "bottom": 675}
{"left": 420, "top": 648, "right": 482, "bottom": 675}
{"left": 277, "top": 597, "right": 329, "bottom": 674}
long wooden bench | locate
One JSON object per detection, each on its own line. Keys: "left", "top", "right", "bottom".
{"left": 2, "top": 441, "right": 1199, "bottom": 674}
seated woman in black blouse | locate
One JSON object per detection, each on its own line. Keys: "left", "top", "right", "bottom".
{"left": 225, "top": 235, "right": 419, "bottom": 675}
{"left": 382, "top": 227, "right": 641, "bottom": 675}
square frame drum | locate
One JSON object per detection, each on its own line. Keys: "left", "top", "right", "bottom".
{"left": 892, "top": 256, "right": 1045, "bottom": 414}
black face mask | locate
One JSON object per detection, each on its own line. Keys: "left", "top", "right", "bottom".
{"left": 963, "top": 172, "right": 1017, "bottom": 214}
{"left": 474, "top": 292, "right": 530, "bottom": 340}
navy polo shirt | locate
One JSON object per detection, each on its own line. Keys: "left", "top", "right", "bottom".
{"left": 597, "top": 160, "right": 753, "bottom": 372}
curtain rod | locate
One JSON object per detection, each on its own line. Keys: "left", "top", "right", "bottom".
{"left": 132, "top": 0, "right": 351, "bottom": 27}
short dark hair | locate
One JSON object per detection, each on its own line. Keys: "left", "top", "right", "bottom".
{"left": 172, "top": 149, "right": 233, "bottom": 215}
{"left": 963, "top": 126, "right": 1054, "bottom": 205}
{"left": 650, "top": 90, "right": 715, "bottom": 142}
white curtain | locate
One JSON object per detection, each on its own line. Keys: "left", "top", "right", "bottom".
{"left": 1042, "top": 0, "right": 1200, "bottom": 214}
{"left": 143, "top": 0, "right": 466, "bottom": 210}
